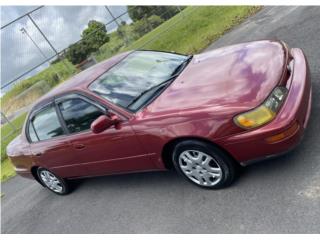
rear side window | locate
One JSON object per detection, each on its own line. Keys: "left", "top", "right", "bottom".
{"left": 58, "top": 98, "right": 103, "bottom": 133}
{"left": 28, "top": 123, "right": 38, "bottom": 142}
{"left": 30, "top": 106, "right": 64, "bottom": 142}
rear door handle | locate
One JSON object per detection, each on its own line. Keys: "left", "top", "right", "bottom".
{"left": 73, "top": 143, "right": 85, "bottom": 150}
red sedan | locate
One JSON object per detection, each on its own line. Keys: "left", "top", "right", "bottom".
{"left": 7, "top": 40, "right": 312, "bottom": 195}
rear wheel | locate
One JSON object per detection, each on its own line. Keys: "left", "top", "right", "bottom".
{"left": 37, "top": 168, "right": 69, "bottom": 195}
{"left": 172, "top": 140, "right": 237, "bottom": 189}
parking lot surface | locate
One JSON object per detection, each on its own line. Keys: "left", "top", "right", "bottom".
{"left": 1, "top": 6, "right": 320, "bottom": 233}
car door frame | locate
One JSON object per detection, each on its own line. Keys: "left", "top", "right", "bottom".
{"left": 54, "top": 92, "right": 108, "bottom": 134}
{"left": 25, "top": 92, "right": 114, "bottom": 177}
{"left": 52, "top": 91, "right": 155, "bottom": 177}
{"left": 52, "top": 90, "right": 133, "bottom": 134}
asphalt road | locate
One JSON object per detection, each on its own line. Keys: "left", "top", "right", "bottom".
{"left": 1, "top": 6, "right": 320, "bottom": 233}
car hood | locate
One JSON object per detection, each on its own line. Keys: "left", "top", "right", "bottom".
{"left": 144, "top": 40, "right": 286, "bottom": 118}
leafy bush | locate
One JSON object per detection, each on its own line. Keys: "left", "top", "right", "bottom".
{"left": 66, "top": 20, "right": 110, "bottom": 65}
{"left": 128, "top": 6, "right": 180, "bottom": 21}
{"left": 82, "top": 20, "right": 110, "bottom": 52}
{"left": 116, "top": 22, "right": 140, "bottom": 45}
{"left": 133, "top": 15, "right": 165, "bottom": 37}
{"left": 66, "top": 41, "right": 90, "bottom": 65}
{"left": 127, "top": 6, "right": 262, "bottom": 54}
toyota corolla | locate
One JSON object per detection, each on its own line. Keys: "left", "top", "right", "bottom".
{"left": 7, "top": 40, "right": 312, "bottom": 195}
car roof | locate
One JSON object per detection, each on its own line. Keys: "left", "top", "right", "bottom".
{"left": 31, "top": 51, "right": 132, "bottom": 111}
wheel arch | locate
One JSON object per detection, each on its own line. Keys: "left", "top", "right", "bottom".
{"left": 30, "top": 166, "right": 45, "bottom": 186}
{"left": 161, "top": 136, "right": 238, "bottom": 169}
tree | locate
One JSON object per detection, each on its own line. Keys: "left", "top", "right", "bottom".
{"left": 81, "top": 20, "right": 110, "bottom": 52}
{"left": 65, "top": 42, "right": 89, "bottom": 65}
{"left": 66, "top": 20, "right": 110, "bottom": 65}
{"left": 133, "top": 15, "right": 164, "bottom": 37}
{"left": 117, "top": 21, "right": 126, "bottom": 38}
{"left": 148, "top": 15, "right": 165, "bottom": 29}
{"left": 128, "top": 6, "right": 180, "bottom": 22}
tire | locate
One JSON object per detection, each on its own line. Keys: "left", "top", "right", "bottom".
{"left": 172, "top": 140, "right": 237, "bottom": 189}
{"left": 37, "top": 168, "right": 70, "bottom": 195}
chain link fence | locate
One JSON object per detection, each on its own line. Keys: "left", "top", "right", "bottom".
{"left": 1, "top": 5, "right": 191, "bottom": 142}
{"left": 1, "top": 6, "right": 184, "bottom": 90}
{"left": 2, "top": 80, "right": 51, "bottom": 117}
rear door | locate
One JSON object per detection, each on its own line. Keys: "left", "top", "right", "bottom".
{"left": 55, "top": 93, "right": 155, "bottom": 177}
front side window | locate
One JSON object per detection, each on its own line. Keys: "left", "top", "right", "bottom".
{"left": 30, "top": 106, "right": 64, "bottom": 142}
{"left": 58, "top": 98, "right": 104, "bottom": 133}
{"left": 89, "top": 51, "right": 190, "bottom": 111}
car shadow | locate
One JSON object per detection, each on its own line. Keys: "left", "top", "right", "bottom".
{"left": 67, "top": 149, "right": 300, "bottom": 193}
{"left": 68, "top": 169, "right": 185, "bottom": 192}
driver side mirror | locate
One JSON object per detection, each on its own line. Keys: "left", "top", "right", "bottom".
{"left": 90, "top": 115, "right": 120, "bottom": 134}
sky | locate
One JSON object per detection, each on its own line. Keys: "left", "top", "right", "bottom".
{"left": 0, "top": 5, "right": 131, "bottom": 94}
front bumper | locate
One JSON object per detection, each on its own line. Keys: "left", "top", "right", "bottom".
{"left": 219, "top": 48, "right": 312, "bottom": 165}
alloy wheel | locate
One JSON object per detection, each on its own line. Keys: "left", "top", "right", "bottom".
{"left": 39, "top": 170, "right": 64, "bottom": 193}
{"left": 178, "top": 150, "right": 223, "bottom": 186}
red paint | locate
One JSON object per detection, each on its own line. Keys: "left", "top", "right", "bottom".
{"left": 91, "top": 115, "right": 120, "bottom": 134}
{"left": 7, "top": 40, "right": 311, "bottom": 181}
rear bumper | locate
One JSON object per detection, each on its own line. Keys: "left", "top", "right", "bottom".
{"left": 219, "top": 48, "right": 312, "bottom": 164}
{"left": 14, "top": 167, "right": 34, "bottom": 179}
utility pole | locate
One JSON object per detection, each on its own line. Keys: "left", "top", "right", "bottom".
{"left": 27, "top": 13, "right": 71, "bottom": 71}
{"left": 104, "top": 6, "right": 121, "bottom": 28}
{"left": 104, "top": 6, "right": 129, "bottom": 46}
{"left": 20, "top": 27, "right": 47, "bottom": 59}
{"left": 20, "top": 26, "right": 62, "bottom": 79}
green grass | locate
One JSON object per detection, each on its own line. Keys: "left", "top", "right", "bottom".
{"left": 1, "top": 158, "right": 16, "bottom": 182}
{"left": 1, "top": 59, "right": 77, "bottom": 115}
{"left": 126, "top": 6, "right": 261, "bottom": 54}
{"left": 1, "top": 6, "right": 260, "bottom": 115}
{"left": 94, "top": 26, "right": 138, "bottom": 62}
{"left": 0, "top": 6, "right": 261, "bottom": 182}
{"left": 1, "top": 112, "right": 27, "bottom": 182}
{"left": 93, "top": 6, "right": 261, "bottom": 62}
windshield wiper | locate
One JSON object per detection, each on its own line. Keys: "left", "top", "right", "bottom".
{"left": 127, "top": 73, "right": 182, "bottom": 109}
{"left": 171, "top": 55, "right": 193, "bottom": 76}
{"left": 127, "top": 56, "right": 193, "bottom": 109}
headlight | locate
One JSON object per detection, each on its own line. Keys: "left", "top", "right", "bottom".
{"left": 234, "top": 87, "right": 288, "bottom": 129}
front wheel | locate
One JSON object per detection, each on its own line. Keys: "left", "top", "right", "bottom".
{"left": 172, "top": 140, "right": 237, "bottom": 189}
{"left": 37, "top": 168, "right": 70, "bottom": 195}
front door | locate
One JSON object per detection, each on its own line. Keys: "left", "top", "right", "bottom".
{"left": 55, "top": 93, "right": 154, "bottom": 177}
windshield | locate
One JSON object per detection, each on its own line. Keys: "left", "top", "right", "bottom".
{"left": 89, "top": 51, "right": 190, "bottom": 111}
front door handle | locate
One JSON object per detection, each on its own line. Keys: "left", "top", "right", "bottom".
{"left": 73, "top": 143, "right": 85, "bottom": 150}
